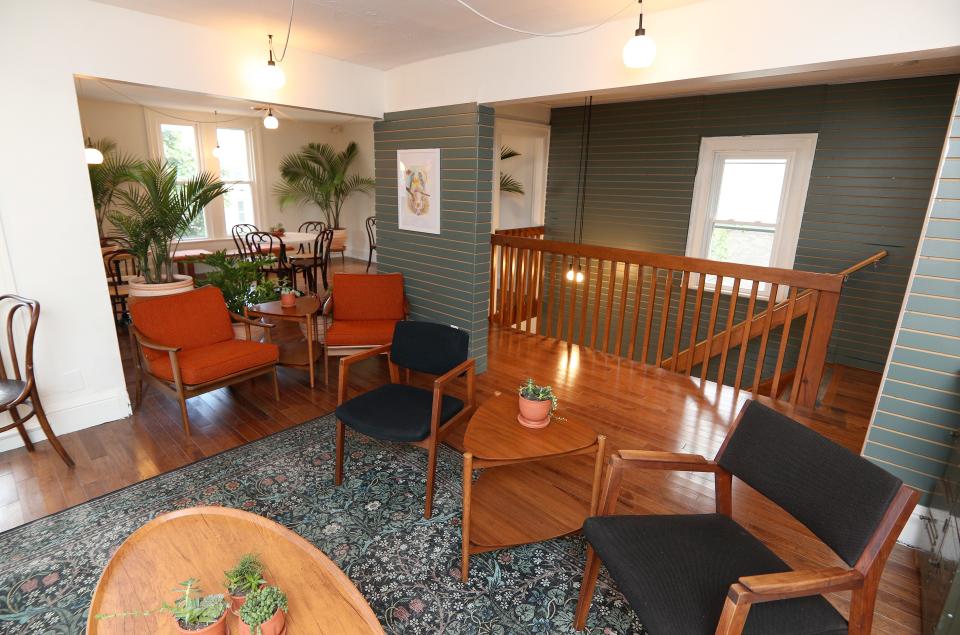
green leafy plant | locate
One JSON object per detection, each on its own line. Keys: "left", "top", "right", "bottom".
{"left": 275, "top": 142, "right": 375, "bottom": 229}
{"left": 224, "top": 553, "right": 267, "bottom": 597}
{"left": 269, "top": 222, "right": 285, "bottom": 236}
{"left": 203, "top": 251, "right": 279, "bottom": 314}
{"left": 518, "top": 377, "right": 558, "bottom": 413}
{"left": 276, "top": 278, "right": 303, "bottom": 297}
{"left": 87, "top": 137, "right": 143, "bottom": 239}
{"left": 239, "top": 585, "right": 288, "bottom": 634}
{"left": 109, "top": 159, "right": 230, "bottom": 284}
{"left": 95, "top": 578, "right": 227, "bottom": 629}
{"left": 499, "top": 145, "right": 525, "bottom": 195}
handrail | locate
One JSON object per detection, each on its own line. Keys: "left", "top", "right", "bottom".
{"left": 839, "top": 250, "right": 887, "bottom": 278}
{"left": 494, "top": 226, "right": 545, "bottom": 238}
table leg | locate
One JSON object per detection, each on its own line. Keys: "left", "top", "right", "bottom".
{"left": 319, "top": 313, "right": 328, "bottom": 386}
{"left": 461, "top": 452, "right": 473, "bottom": 582}
{"left": 306, "top": 315, "right": 315, "bottom": 388}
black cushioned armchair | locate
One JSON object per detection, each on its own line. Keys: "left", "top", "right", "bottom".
{"left": 575, "top": 400, "right": 918, "bottom": 635}
{"left": 335, "top": 320, "right": 476, "bottom": 519}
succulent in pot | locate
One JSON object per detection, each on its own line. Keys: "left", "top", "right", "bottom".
{"left": 517, "top": 377, "right": 558, "bottom": 428}
{"left": 95, "top": 578, "right": 228, "bottom": 634}
{"left": 238, "top": 585, "right": 288, "bottom": 635}
{"left": 224, "top": 553, "right": 267, "bottom": 612}
{"left": 277, "top": 278, "right": 302, "bottom": 308}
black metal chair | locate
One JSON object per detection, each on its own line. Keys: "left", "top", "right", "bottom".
{"left": 0, "top": 295, "right": 74, "bottom": 466}
{"left": 104, "top": 248, "right": 139, "bottom": 324}
{"left": 335, "top": 321, "right": 476, "bottom": 519}
{"left": 292, "top": 229, "right": 334, "bottom": 294}
{"left": 245, "top": 231, "right": 296, "bottom": 289}
{"left": 365, "top": 216, "right": 377, "bottom": 272}
{"left": 231, "top": 224, "right": 259, "bottom": 260}
{"left": 574, "top": 399, "right": 918, "bottom": 635}
{"left": 295, "top": 221, "right": 327, "bottom": 256}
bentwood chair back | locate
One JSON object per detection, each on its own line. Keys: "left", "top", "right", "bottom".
{"left": 104, "top": 249, "right": 139, "bottom": 324}
{"left": 365, "top": 216, "right": 377, "bottom": 272}
{"left": 245, "top": 231, "right": 296, "bottom": 288}
{"left": 294, "top": 229, "right": 334, "bottom": 294}
{"left": 296, "top": 221, "right": 327, "bottom": 255}
{"left": 0, "top": 294, "right": 74, "bottom": 466}
{"left": 231, "top": 224, "right": 259, "bottom": 259}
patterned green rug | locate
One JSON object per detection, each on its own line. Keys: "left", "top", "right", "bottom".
{"left": 0, "top": 414, "right": 644, "bottom": 634}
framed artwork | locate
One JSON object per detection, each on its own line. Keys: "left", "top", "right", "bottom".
{"left": 397, "top": 148, "right": 441, "bottom": 234}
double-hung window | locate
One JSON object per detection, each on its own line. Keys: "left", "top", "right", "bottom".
{"left": 685, "top": 134, "right": 818, "bottom": 298}
{"left": 159, "top": 123, "right": 206, "bottom": 238}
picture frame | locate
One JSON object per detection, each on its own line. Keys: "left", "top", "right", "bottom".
{"left": 397, "top": 148, "right": 441, "bottom": 234}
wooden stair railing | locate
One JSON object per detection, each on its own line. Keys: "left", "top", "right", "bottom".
{"left": 490, "top": 235, "right": 884, "bottom": 408}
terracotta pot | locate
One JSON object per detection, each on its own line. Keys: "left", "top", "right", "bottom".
{"left": 518, "top": 396, "right": 551, "bottom": 427}
{"left": 331, "top": 228, "right": 348, "bottom": 251}
{"left": 280, "top": 292, "right": 297, "bottom": 307}
{"left": 270, "top": 230, "right": 285, "bottom": 238}
{"left": 238, "top": 608, "right": 286, "bottom": 635}
{"left": 174, "top": 609, "right": 227, "bottom": 634}
{"left": 232, "top": 322, "right": 266, "bottom": 342}
{"left": 128, "top": 275, "right": 194, "bottom": 299}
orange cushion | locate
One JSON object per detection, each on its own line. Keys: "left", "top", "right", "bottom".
{"left": 130, "top": 286, "right": 235, "bottom": 361}
{"left": 148, "top": 339, "right": 279, "bottom": 385}
{"left": 332, "top": 273, "right": 405, "bottom": 321}
{"left": 326, "top": 320, "right": 398, "bottom": 347}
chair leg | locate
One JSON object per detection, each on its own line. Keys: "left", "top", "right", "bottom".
{"left": 30, "top": 388, "right": 74, "bottom": 467}
{"left": 9, "top": 405, "right": 34, "bottom": 452}
{"left": 272, "top": 368, "right": 281, "bottom": 401}
{"left": 176, "top": 388, "right": 191, "bottom": 437}
{"left": 340, "top": 251, "right": 345, "bottom": 266}
{"left": 424, "top": 438, "right": 438, "bottom": 519}
{"left": 574, "top": 545, "right": 602, "bottom": 631}
{"left": 335, "top": 419, "right": 345, "bottom": 486}
{"left": 366, "top": 247, "right": 373, "bottom": 272}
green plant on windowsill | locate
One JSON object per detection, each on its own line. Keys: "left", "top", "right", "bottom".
{"left": 203, "top": 251, "right": 279, "bottom": 314}
{"left": 95, "top": 578, "right": 228, "bottom": 631}
{"left": 224, "top": 553, "right": 267, "bottom": 598}
{"left": 239, "top": 585, "right": 288, "bottom": 635}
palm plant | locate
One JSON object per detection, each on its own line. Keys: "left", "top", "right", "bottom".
{"left": 109, "top": 160, "right": 230, "bottom": 284}
{"left": 499, "top": 145, "right": 525, "bottom": 195}
{"left": 275, "top": 142, "right": 375, "bottom": 229}
{"left": 87, "top": 138, "right": 142, "bottom": 239}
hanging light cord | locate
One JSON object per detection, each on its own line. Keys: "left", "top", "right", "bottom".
{"left": 93, "top": 79, "right": 249, "bottom": 124}
{"left": 269, "top": 0, "right": 296, "bottom": 62}
{"left": 452, "top": 0, "right": 635, "bottom": 37}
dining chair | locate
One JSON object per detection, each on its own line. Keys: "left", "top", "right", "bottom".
{"left": 295, "top": 221, "right": 327, "bottom": 256}
{"left": 365, "top": 216, "right": 377, "bottom": 272}
{"left": 292, "top": 229, "right": 334, "bottom": 294}
{"left": 335, "top": 320, "right": 476, "bottom": 519}
{"left": 231, "top": 224, "right": 259, "bottom": 259}
{"left": 245, "top": 231, "right": 297, "bottom": 289}
{"left": 0, "top": 294, "right": 74, "bottom": 466}
{"left": 574, "top": 399, "right": 918, "bottom": 635}
{"left": 104, "top": 248, "right": 139, "bottom": 324}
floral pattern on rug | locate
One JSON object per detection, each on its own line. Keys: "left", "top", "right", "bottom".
{"left": 0, "top": 414, "right": 645, "bottom": 634}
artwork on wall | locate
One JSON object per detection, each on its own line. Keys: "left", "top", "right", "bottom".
{"left": 397, "top": 148, "right": 441, "bottom": 234}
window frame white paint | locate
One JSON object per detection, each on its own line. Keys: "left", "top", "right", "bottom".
{"left": 685, "top": 133, "right": 818, "bottom": 299}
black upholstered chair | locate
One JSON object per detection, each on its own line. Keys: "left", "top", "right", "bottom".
{"left": 335, "top": 320, "right": 476, "bottom": 518}
{"left": 575, "top": 400, "right": 918, "bottom": 635}
{"left": 365, "top": 216, "right": 376, "bottom": 272}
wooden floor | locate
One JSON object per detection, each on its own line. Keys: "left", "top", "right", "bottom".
{"left": 0, "top": 258, "right": 920, "bottom": 633}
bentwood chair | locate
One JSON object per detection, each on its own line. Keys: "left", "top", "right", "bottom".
{"left": 335, "top": 321, "right": 476, "bottom": 518}
{"left": 104, "top": 248, "right": 139, "bottom": 324}
{"left": 295, "top": 221, "right": 327, "bottom": 256}
{"left": 246, "top": 231, "right": 297, "bottom": 289}
{"left": 364, "top": 216, "right": 377, "bottom": 272}
{"left": 231, "top": 224, "right": 259, "bottom": 259}
{"left": 574, "top": 400, "right": 918, "bottom": 635}
{"left": 0, "top": 295, "right": 74, "bottom": 466}
{"left": 292, "top": 229, "right": 334, "bottom": 294}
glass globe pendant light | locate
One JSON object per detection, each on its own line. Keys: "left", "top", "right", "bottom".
{"left": 623, "top": 0, "right": 656, "bottom": 68}
{"left": 263, "top": 108, "right": 279, "bottom": 130}
{"left": 261, "top": 34, "right": 286, "bottom": 90}
{"left": 84, "top": 137, "right": 104, "bottom": 165}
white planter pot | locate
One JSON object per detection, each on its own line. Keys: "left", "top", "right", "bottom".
{"left": 127, "top": 275, "right": 194, "bottom": 299}
{"left": 331, "top": 228, "right": 348, "bottom": 252}
{"left": 232, "top": 322, "right": 266, "bottom": 342}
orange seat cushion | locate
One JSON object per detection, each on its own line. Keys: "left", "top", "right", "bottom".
{"left": 129, "top": 286, "right": 234, "bottom": 361}
{"left": 326, "top": 320, "right": 398, "bottom": 347}
{"left": 332, "top": 273, "right": 405, "bottom": 321}
{"left": 148, "top": 339, "right": 279, "bottom": 385}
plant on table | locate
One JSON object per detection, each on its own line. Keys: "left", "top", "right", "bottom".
{"left": 95, "top": 578, "right": 228, "bottom": 633}
{"left": 224, "top": 553, "right": 267, "bottom": 609}
{"left": 203, "top": 251, "right": 279, "bottom": 314}
{"left": 109, "top": 159, "right": 230, "bottom": 284}
{"left": 238, "top": 585, "right": 288, "bottom": 635}
{"left": 517, "top": 378, "right": 561, "bottom": 426}
{"left": 268, "top": 222, "right": 285, "bottom": 237}
{"left": 276, "top": 278, "right": 302, "bottom": 307}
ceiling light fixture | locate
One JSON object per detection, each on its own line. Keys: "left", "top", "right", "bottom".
{"left": 260, "top": 0, "right": 295, "bottom": 90}
{"left": 84, "top": 137, "right": 104, "bottom": 165}
{"left": 263, "top": 107, "right": 279, "bottom": 130}
{"left": 623, "top": 0, "right": 656, "bottom": 68}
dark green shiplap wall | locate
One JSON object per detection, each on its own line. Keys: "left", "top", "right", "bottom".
{"left": 545, "top": 75, "right": 960, "bottom": 373}
{"left": 864, "top": 85, "right": 960, "bottom": 503}
{"left": 374, "top": 103, "right": 494, "bottom": 371}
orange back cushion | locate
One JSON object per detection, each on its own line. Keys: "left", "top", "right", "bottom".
{"left": 332, "top": 273, "right": 406, "bottom": 321}
{"left": 129, "top": 286, "right": 234, "bottom": 360}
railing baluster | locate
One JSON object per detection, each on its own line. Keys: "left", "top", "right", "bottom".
{"left": 670, "top": 270, "right": 690, "bottom": 372}
{"left": 591, "top": 260, "right": 605, "bottom": 349}
{"left": 489, "top": 243, "right": 497, "bottom": 322}
{"left": 556, "top": 254, "right": 569, "bottom": 339}
{"left": 628, "top": 265, "right": 646, "bottom": 360}
{"left": 615, "top": 263, "right": 632, "bottom": 357}
{"left": 640, "top": 268, "right": 659, "bottom": 365}
{"left": 516, "top": 248, "right": 528, "bottom": 330}
{"left": 655, "top": 269, "right": 674, "bottom": 366}
{"left": 716, "top": 278, "right": 741, "bottom": 384}
{"left": 685, "top": 273, "right": 706, "bottom": 375}
{"left": 543, "top": 255, "right": 557, "bottom": 338}
{"left": 790, "top": 290, "right": 820, "bottom": 404}
{"left": 498, "top": 244, "right": 509, "bottom": 324}
{"left": 567, "top": 257, "right": 578, "bottom": 343}
{"left": 751, "top": 283, "right": 779, "bottom": 393}
{"left": 700, "top": 276, "right": 724, "bottom": 383}
{"left": 734, "top": 281, "right": 759, "bottom": 390}
{"left": 578, "top": 258, "right": 591, "bottom": 346}
{"left": 770, "top": 287, "right": 799, "bottom": 399}
{"left": 601, "top": 262, "right": 618, "bottom": 354}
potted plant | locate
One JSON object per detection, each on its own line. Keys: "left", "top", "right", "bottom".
{"left": 86, "top": 137, "right": 143, "bottom": 242}
{"left": 238, "top": 585, "right": 288, "bottom": 635}
{"left": 96, "top": 578, "right": 228, "bottom": 634}
{"left": 517, "top": 377, "right": 558, "bottom": 428}
{"left": 202, "top": 251, "right": 279, "bottom": 339}
{"left": 268, "top": 223, "right": 285, "bottom": 238}
{"left": 224, "top": 553, "right": 267, "bottom": 612}
{"left": 275, "top": 142, "right": 375, "bottom": 252}
{"left": 109, "top": 159, "right": 230, "bottom": 298}
{"left": 277, "top": 279, "right": 300, "bottom": 308}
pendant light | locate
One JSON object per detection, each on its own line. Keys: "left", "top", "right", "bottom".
{"left": 623, "top": 0, "right": 656, "bottom": 68}
{"left": 567, "top": 96, "right": 593, "bottom": 283}
{"left": 263, "top": 107, "right": 279, "bottom": 130}
{"left": 84, "top": 137, "right": 104, "bottom": 165}
{"left": 261, "top": 35, "right": 287, "bottom": 90}
{"left": 212, "top": 110, "right": 223, "bottom": 159}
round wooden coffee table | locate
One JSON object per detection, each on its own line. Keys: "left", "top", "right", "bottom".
{"left": 460, "top": 391, "right": 606, "bottom": 580}
{"left": 246, "top": 295, "right": 325, "bottom": 387}
{"left": 87, "top": 507, "right": 383, "bottom": 634}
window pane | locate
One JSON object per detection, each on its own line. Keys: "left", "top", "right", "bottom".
{"left": 715, "top": 159, "right": 786, "bottom": 224}
{"left": 708, "top": 225, "right": 775, "bottom": 267}
{"left": 182, "top": 212, "right": 207, "bottom": 239}
{"left": 160, "top": 124, "right": 199, "bottom": 180}
{"left": 216, "top": 128, "right": 251, "bottom": 181}
{"left": 223, "top": 184, "right": 254, "bottom": 229}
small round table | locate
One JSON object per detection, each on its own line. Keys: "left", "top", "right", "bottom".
{"left": 246, "top": 295, "right": 325, "bottom": 387}
{"left": 460, "top": 391, "right": 606, "bottom": 581}
{"left": 87, "top": 506, "right": 383, "bottom": 634}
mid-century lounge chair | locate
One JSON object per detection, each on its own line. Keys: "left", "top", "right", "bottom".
{"left": 575, "top": 399, "right": 918, "bottom": 635}
{"left": 334, "top": 320, "right": 476, "bottom": 518}
{"left": 128, "top": 286, "right": 280, "bottom": 436}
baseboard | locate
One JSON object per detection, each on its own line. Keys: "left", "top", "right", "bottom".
{"left": 0, "top": 388, "right": 132, "bottom": 453}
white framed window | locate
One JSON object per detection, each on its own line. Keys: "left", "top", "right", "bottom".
{"left": 216, "top": 127, "right": 257, "bottom": 230}
{"left": 158, "top": 122, "right": 206, "bottom": 238}
{"left": 686, "top": 134, "right": 818, "bottom": 298}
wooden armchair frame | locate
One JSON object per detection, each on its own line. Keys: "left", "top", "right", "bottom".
{"left": 335, "top": 342, "right": 477, "bottom": 518}
{"left": 131, "top": 312, "right": 280, "bottom": 436}
{"left": 574, "top": 411, "right": 919, "bottom": 634}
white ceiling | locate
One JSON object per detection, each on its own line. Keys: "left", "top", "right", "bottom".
{"left": 92, "top": 0, "right": 695, "bottom": 69}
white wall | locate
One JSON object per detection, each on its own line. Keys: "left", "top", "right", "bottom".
{"left": 494, "top": 118, "right": 550, "bottom": 231}
{"left": 385, "top": 0, "right": 960, "bottom": 112}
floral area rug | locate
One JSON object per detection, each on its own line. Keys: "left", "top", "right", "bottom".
{"left": 0, "top": 414, "right": 645, "bottom": 634}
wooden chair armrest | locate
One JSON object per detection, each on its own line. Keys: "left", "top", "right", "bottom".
{"left": 230, "top": 312, "right": 276, "bottom": 328}
{"left": 616, "top": 450, "right": 719, "bottom": 472}
{"left": 738, "top": 567, "right": 863, "bottom": 598}
{"left": 434, "top": 358, "right": 475, "bottom": 387}
{"left": 130, "top": 326, "right": 181, "bottom": 353}
{"left": 338, "top": 344, "right": 392, "bottom": 405}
